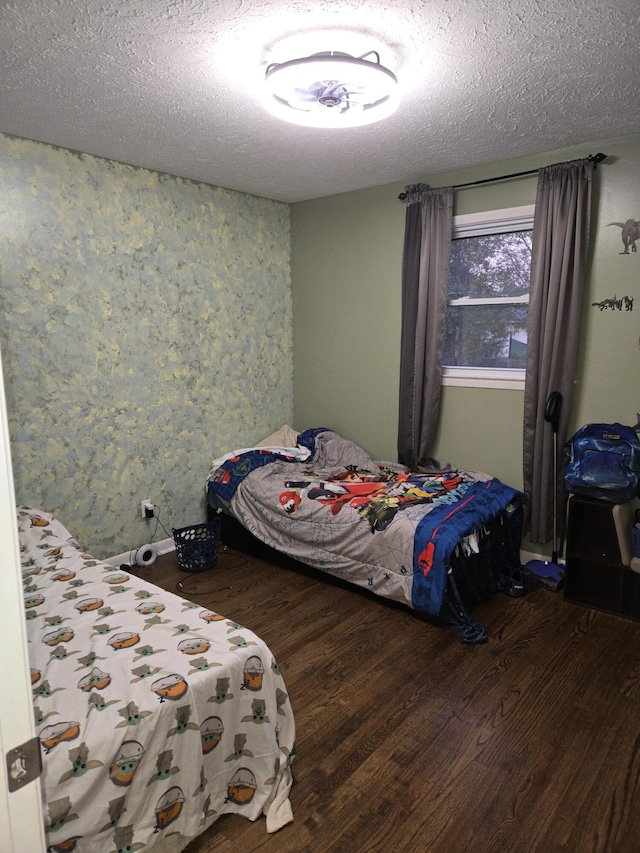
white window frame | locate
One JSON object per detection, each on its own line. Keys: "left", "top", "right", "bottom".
{"left": 442, "top": 204, "right": 535, "bottom": 391}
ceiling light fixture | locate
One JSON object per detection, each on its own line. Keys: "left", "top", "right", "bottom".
{"left": 264, "top": 50, "right": 399, "bottom": 128}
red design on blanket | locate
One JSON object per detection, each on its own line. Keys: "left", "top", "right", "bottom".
{"left": 418, "top": 542, "right": 435, "bottom": 575}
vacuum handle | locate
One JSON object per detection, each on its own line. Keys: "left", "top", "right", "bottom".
{"left": 544, "top": 391, "right": 562, "bottom": 434}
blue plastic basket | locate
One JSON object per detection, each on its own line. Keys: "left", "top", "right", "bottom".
{"left": 172, "top": 518, "right": 221, "bottom": 572}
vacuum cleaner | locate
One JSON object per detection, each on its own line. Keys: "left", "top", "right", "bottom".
{"left": 524, "top": 391, "right": 565, "bottom": 590}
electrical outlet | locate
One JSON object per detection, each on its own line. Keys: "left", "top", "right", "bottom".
{"left": 140, "top": 499, "right": 154, "bottom": 519}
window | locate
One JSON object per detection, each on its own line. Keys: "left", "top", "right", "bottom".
{"left": 442, "top": 205, "right": 534, "bottom": 390}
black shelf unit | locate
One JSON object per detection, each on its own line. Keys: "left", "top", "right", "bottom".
{"left": 564, "top": 495, "right": 640, "bottom": 619}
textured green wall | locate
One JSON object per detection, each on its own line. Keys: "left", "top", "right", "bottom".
{"left": 291, "top": 134, "right": 640, "bottom": 512}
{"left": 0, "top": 135, "right": 292, "bottom": 557}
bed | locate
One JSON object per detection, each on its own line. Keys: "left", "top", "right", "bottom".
{"left": 207, "top": 427, "right": 523, "bottom": 645}
{"left": 18, "top": 506, "right": 295, "bottom": 853}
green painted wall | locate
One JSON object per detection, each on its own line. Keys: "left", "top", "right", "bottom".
{"left": 291, "top": 134, "right": 640, "bottom": 544}
{"left": 0, "top": 135, "right": 292, "bottom": 557}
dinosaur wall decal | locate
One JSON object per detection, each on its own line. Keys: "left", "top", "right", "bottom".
{"left": 607, "top": 219, "right": 640, "bottom": 254}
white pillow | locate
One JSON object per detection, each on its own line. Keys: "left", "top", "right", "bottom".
{"left": 255, "top": 425, "right": 299, "bottom": 448}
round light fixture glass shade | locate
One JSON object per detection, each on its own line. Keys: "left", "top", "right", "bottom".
{"left": 264, "top": 51, "right": 399, "bottom": 128}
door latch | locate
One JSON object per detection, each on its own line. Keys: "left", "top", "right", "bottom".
{"left": 5, "top": 737, "right": 42, "bottom": 792}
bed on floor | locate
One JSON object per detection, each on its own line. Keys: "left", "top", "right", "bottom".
{"left": 18, "top": 506, "right": 295, "bottom": 853}
{"left": 206, "top": 427, "right": 523, "bottom": 645}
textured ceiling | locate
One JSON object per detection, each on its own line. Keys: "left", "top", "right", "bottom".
{"left": 1, "top": 0, "right": 639, "bottom": 203}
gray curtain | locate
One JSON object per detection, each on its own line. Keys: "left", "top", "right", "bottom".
{"left": 397, "top": 184, "right": 453, "bottom": 471}
{"left": 523, "top": 158, "right": 594, "bottom": 544}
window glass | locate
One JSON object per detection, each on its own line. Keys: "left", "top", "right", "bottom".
{"left": 442, "top": 206, "right": 534, "bottom": 389}
{"left": 444, "top": 301, "right": 529, "bottom": 369}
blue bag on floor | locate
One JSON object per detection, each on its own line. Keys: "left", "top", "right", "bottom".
{"left": 564, "top": 423, "right": 640, "bottom": 503}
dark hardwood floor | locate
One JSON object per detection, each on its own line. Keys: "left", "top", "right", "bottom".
{"left": 134, "top": 546, "right": 640, "bottom": 852}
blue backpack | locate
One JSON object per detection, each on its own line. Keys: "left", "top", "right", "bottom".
{"left": 564, "top": 423, "right": 640, "bottom": 504}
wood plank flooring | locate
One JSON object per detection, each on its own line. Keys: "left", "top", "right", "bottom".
{"left": 134, "top": 546, "right": 640, "bottom": 852}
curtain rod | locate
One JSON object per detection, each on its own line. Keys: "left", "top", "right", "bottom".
{"left": 397, "top": 152, "right": 607, "bottom": 201}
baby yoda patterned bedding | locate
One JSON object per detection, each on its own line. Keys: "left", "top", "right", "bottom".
{"left": 18, "top": 506, "right": 295, "bottom": 853}
{"left": 208, "top": 428, "right": 522, "bottom": 644}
